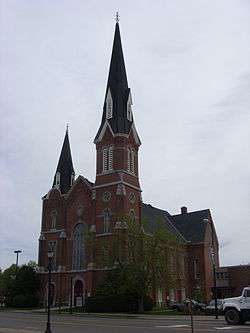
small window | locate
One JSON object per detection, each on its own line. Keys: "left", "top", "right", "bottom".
{"left": 127, "top": 92, "right": 133, "bottom": 121}
{"left": 244, "top": 289, "right": 250, "bottom": 298}
{"left": 50, "top": 210, "right": 57, "bottom": 230}
{"left": 194, "top": 259, "right": 200, "bottom": 279}
{"left": 103, "top": 148, "right": 108, "bottom": 172}
{"left": 127, "top": 148, "right": 135, "bottom": 174}
{"left": 127, "top": 102, "right": 132, "bottom": 121}
{"left": 103, "top": 210, "right": 111, "bottom": 233}
{"left": 130, "top": 149, "right": 135, "bottom": 174}
{"left": 106, "top": 89, "right": 113, "bottom": 119}
{"left": 127, "top": 148, "right": 131, "bottom": 172}
{"left": 55, "top": 172, "right": 60, "bottom": 188}
{"left": 108, "top": 147, "right": 113, "bottom": 171}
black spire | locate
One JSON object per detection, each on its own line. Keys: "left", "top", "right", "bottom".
{"left": 53, "top": 128, "right": 75, "bottom": 194}
{"left": 95, "top": 22, "right": 133, "bottom": 141}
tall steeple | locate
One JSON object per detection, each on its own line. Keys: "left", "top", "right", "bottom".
{"left": 95, "top": 22, "right": 137, "bottom": 141}
{"left": 53, "top": 127, "right": 75, "bottom": 194}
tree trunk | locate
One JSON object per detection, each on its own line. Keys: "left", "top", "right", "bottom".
{"left": 138, "top": 296, "right": 144, "bottom": 313}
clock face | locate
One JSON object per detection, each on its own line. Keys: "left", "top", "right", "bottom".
{"left": 102, "top": 191, "right": 111, "bottom": 202}
{"left": 129, "top": 192, "right": 136, "bottom": 204}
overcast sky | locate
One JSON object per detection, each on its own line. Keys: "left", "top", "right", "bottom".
{"left": 1, "top": 0, "right": 250, "bottom": 270}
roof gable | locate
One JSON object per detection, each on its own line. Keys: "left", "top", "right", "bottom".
{"left": 171, "top": 209, "right": 211, "bottom": 243}
{"left": 141, "top": 203, "right": 187, "bottom": 242}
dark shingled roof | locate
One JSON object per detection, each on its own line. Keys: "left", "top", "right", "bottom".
{"left": 141, "top": 203, "right": 187, "bottom": 242}
{"left": 171, "top": 210, "right": 211, "bottom": 243}
{"left": 95, "top": 23, "right": 133, "bottom": 140}
{"left": 53, "top": 130, "right": 74, "bottom": 194}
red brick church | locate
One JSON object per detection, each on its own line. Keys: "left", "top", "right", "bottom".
{"left": 38, "top": 21, "right": 219, "bottom": 306}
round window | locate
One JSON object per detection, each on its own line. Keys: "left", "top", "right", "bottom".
{"left": 102, "top": 191, "right": 111, "bottom": 202}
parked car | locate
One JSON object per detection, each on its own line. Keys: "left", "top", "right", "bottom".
{"left": 169, "top": 299, "right": 205, "bottom": 312}
{"left": 169, "top": 301, "right": 185, "bottom": 312}
{"left": 205, "top": 299, "right": 224, "bottom": 314}
{"left": 191, "top": 300, "right": 206, "bottom": 312}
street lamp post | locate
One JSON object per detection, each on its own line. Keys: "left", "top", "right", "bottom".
{"left": 45, "top": 250, "right": 54, "bottom": 333}
{"left": 14, "top": 250, "right": 22, "bottom": 275}
{"left": 210, "top": 247, "right": 218, "bottom": 319}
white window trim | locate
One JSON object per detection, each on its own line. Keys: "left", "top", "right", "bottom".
{"left": 127, "top": 148, "right": 131, "bottom": 172}
{"left": 103, "top": 148, "right": 108, "bottom": 173}
{"left": 127, "top": 92, "right": 133, "bottom": 121}
{"left": 127, "top": 148, "right": 135, "bottom": 174}
{"left": 55, "top": 172, "right": 60, "bottom": 188}
{"left": 130, "top": 148, "right": 135, "bottom": 174}
{"left": 103, "top": 146, "right": 113, "bottom": 173}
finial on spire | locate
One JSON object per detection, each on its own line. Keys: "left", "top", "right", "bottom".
{"left": 115, "top": 11, "right": 120, "bottom": 23}
{"left": 66, "top": 123, "right": 69, "bottom": 133}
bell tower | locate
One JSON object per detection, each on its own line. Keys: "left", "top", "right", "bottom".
{"left": 94, "top": 21, "right": 141, "bottom": 233}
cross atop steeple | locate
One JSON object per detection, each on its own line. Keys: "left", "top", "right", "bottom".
{"left": 115, "top": 11, "right": 120, "bottom": 23}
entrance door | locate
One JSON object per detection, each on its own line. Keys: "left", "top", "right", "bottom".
{"left": 74, "top": 280, "right": 84, "bottom": 307}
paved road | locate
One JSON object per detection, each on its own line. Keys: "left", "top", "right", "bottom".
{"left": 0, "top": 311, "right": 249, "bottom": 333}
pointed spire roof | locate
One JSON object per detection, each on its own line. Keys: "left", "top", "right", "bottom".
{"left": 53, "top": 128, "right": 75, "bottom": 194}
{"left": 95, "top": 22, "right": 134, "bottom": 141}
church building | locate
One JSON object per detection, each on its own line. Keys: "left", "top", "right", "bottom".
{"left": 38, "top": 21, "right": 219, "bottom": 306}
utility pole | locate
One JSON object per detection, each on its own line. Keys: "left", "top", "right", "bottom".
{"left": 14, "top": 250, "right": 22, "bottom": 275}
{"left": 45, "top": 250, "right": 54, "bottom": 333}
{"left": 210, "top": 247, "right": 218, "bottom": 319}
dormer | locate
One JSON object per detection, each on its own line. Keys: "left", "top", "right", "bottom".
{"left": 55, "top": 172, "right": 60, "bottom": 189}
{"left": 127, "top": 91, "right": 133, "bottom": 122}
{"left": 106, "top": 88, "right": 113, "bottom": 119}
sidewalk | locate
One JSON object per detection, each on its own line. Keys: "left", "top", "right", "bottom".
{"left": 6, "top": 308, "right": 224, "bottom": 321}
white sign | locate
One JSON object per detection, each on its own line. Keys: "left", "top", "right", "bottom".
{"left": 76, "top": 296, "right": 83, "bottom": 307}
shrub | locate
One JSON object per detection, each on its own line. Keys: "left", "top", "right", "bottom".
{"left": 11, "top": 294, "right": 39, "bottom": 308}
{"left": 143, "top": 295, "right": 154, "bottom": 311}
{"left": 86, "top": 294, "right": 153, "bottom": 313}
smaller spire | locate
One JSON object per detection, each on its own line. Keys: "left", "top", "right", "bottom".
{"left": 66, "top": 123, "right": 69, "bottom": 133}
{"left": 53, "top": 130, "right": 75, "bottom": 194}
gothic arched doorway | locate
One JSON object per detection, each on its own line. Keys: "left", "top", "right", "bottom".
{"left": 74, "top": 280, "right": 84, "bottom": 307}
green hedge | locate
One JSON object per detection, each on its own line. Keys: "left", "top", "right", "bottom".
{"left": 86, "top": 294, "right": 153, "bottom": 313}
{"left": 11, "top": 294, "right": 39, "bottom": 308}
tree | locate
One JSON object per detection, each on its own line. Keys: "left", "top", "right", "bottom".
{"left": 1, "top": 263, "right": 40, "bottom": 308}
{"left": 91, "top": 217, "right": 186, "bottom": 312}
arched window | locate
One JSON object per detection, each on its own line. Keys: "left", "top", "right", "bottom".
{"left": 103, "top": 146, "right": 113, "bottom": 173}
{"left": 127, "top": 148, "right": 135, "bottom": 174}
{"left": 72, "top": 223, "right": 86, "bottom": 270}
{"left": 129, "top": 210, "right": 136, "bottom": 222}
{"left": 103, "top": 209, "right": 111, "bottom": 233}
{"left": 50, "top": 210, "right": 58, "bottom": 230}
